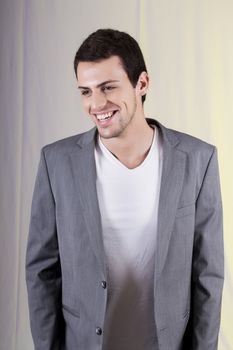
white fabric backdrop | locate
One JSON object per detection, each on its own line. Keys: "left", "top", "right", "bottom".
{"left": 0, "top": 1, "right": 232, "bottom": 349}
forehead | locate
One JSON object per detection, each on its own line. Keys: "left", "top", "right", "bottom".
{"left": 77, "top": 56, "right": 128, "bottom": 86}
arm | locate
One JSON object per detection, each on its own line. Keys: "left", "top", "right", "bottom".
{"left": 189, "top": 147, "right": 224, "bottom": 349}
{"left": 26, "top": 148, "right": 64, "bottom": 350}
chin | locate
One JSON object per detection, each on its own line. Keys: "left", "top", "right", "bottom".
{"left": 98, "top": 128, "right": 121, "bottom": 139}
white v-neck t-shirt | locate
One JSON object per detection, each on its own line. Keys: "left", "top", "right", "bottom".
{"left": 94, "top": 125, "right": 163, "bottom": 350}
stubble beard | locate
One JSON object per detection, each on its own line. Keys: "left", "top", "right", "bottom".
{"left": 98, "top": 98, "right": 137, "bottom": 140}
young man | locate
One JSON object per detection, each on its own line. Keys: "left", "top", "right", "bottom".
{"left": 26, "top": 29, "right": 224, "bottom": 350}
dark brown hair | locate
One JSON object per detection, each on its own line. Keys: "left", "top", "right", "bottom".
{"left": 74, "top": 29, "right": 147, "bottom": 103}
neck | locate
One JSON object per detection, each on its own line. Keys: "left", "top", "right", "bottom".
{"left": 100, "top": 117, "right": 155, "bottom": 169}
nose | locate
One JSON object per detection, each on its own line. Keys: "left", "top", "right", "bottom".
{"left": 91, "top": 91, "right": 107, "bottom": 111}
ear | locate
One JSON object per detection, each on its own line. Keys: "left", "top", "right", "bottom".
{"left": 136, "top": 71, "right": 149, "bottom": 97}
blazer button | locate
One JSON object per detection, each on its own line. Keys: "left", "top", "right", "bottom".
{"left": 101, "top": 281, "right": 107, "bottom": 289}
{"left": 96, "top": 327, "right": 102, "bottom": 336}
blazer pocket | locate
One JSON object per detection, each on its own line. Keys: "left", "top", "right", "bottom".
{"left": 62, "top": 304, "right": 80, "bottom": 318}
{"left": 175, "top": 203, "right": 195, "bottom": 218}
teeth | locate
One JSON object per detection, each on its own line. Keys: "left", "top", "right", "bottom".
{"left": 96, "top": 111, "right": 114, "bottom": 120}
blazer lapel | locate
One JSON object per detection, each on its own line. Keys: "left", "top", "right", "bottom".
{"left": 69, "top": 120, "right": 186, "bottom": 281}
{"left": 154, "top": 121, "right": 186, "bottom": 280}
{"left": 70, "top": 127, "right": 107, "bottom": 276}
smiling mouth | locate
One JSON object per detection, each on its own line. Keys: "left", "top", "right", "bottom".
{"left": 95, "top": 110, "right": 118, "bottom": 122}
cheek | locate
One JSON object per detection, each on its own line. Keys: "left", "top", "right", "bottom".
{"left": 108, "top": 89, "right": 123, "bottom": 103}
{"left": 81, "top": 98, "right": 90, "bottom": 112}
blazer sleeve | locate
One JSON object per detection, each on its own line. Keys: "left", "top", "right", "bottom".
{"left": 26, "top": 148, "right": 64, "bottom": 350}
{"left": 189, "top": 146, "right": 224, "bottom": 349}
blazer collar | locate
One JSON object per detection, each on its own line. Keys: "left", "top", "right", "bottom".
{"left": 75, "top": 126, "right": 97, "bottom": 147}
{"left": 75, "top": 118, "right": 180, "bottom": 149}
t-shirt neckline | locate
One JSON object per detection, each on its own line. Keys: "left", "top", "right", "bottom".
{"left": 97, "top": 125, "right": 158, "bottom": 171}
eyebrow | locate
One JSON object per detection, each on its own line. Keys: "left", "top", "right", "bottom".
{"left": 78, "top": 80, "right": 120, "bottom": 90}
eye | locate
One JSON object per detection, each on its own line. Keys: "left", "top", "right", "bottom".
{"left": 102, "top": 86, "right": 115, "bottom": 92}
{"left": 80, "top": 89, "right": 90, "bottom": 96}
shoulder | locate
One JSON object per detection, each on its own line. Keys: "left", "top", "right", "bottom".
{"left": 166, "top": 126, "right": 217, "bottom": 169}
{"left": 148, "top": 119, "right": 218, "bottom": 177}
{"left": 168, "top": 127, "right": 215, "bottom": 153}
{"left": 150, "top": 118, "right": 216, "bottom": 158}
{"left": 41, "top": 126, "right": 96, "bottom": 160}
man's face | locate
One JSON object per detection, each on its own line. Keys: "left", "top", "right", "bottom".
{"left": 77, "top": 56, "right": 146, "bottom": 139}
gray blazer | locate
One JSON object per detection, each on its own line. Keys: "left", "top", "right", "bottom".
{"left": 26, "top": 119, "right": 224, "bottom": 350}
